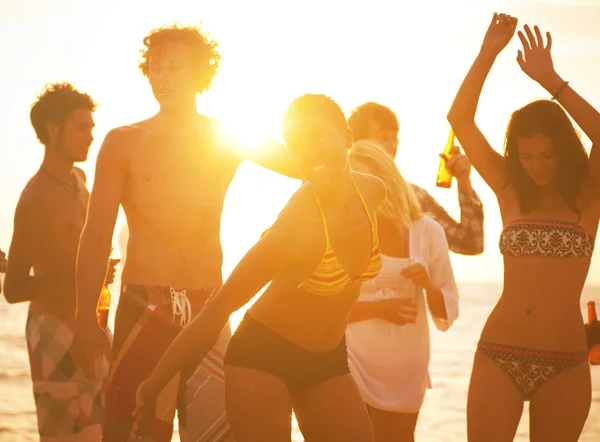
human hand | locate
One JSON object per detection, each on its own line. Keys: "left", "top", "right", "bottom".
{"left": 375, "top": 298, "right": 417, "bottom": 325}
{"left": 480, "top": 13, "right": 519, "bottom": 56}
{"left": 131, "top": 378, "right": 161, "bottom": 439}
{"left": 442, "top": 146, "right": 471, "bottom": 184}
{"left": 516, "top": 25, "right": 558, "bottom": 88}
{"left": 401, "top": 263, "right": 434, "bottom": 291}
{"left": 71, "top": 320, "right": 113, "bottom": 381}
{"left": 104, "top": 258, "right": 120, "bottom": 286}
{"left": 0, "top": 249, "right": 6, "bottom": 273}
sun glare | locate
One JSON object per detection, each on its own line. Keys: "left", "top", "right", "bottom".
{"left": 212, "top": 109, "right": 282, "bottom": 157}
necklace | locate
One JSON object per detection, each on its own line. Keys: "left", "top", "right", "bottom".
{"left": 39, "top": 168, "right": 80, "bottom": 193}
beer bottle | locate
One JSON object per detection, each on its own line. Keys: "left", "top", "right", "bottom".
{"left": 586, "top": 301, "right": 600, "bottom": 365}
{"left": 436, "top": 129, "right": 456, "bottom": 189}
{"left": 96, "top": 285, "right": 111, "bottom": 329}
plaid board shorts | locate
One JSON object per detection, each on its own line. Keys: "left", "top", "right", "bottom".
{"left": 25, "top": 311, "right": 110, "bottom": 441}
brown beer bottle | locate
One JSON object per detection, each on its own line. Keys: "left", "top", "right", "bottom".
{"left": 436, "top": 129, "right": 456, "bottom": 189}
{"left": 96, "top": 285, "right": 111, "bottom": 329}
{"left": 586, "top": 301, "right": 600, "bottom": 365}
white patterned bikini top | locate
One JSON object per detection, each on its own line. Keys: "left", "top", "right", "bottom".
{"left": 499, "top": 219, "right": 595, "bottom": 258}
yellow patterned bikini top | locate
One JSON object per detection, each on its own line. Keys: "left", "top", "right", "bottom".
{"left": 293, "top": 179, "right": 382, "bottom": 296}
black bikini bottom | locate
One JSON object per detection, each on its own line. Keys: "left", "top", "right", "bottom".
{"left": 225, "top": 313, "right": 350, "bottom": 393}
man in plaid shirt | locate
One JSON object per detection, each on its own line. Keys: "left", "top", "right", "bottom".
{"left": 348, "top": 102, "right": 484, "bottom": 256}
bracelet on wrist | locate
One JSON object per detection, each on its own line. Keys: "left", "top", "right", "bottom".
{"left": 551, "top": 81, "right": 569, "bottom": 101}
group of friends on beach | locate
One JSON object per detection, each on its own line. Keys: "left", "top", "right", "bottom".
{"left": 1, "top": 11, "right": 599, "bottom": 442}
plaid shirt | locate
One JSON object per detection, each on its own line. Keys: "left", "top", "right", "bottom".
{"left": 410, "top": 183, "right": 484, "bottom": 256}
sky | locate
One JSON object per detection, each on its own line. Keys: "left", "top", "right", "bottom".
{"left": 1, "top": 0, "right": 600, "bottom": 284}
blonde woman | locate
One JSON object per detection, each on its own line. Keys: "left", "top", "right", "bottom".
{"left": 347, "top": 140, "right": 460, "bottom": 441}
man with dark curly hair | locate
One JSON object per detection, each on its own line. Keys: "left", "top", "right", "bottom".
{"left": 71, "top": 25, "right": 297, "bottom": 442}
{"left": 3, "top": 82, "right": 118, "bottom": 442}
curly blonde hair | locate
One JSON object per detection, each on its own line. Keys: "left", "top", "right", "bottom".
{"left": 350, "top": 140, "right": 422, "bottom": 230}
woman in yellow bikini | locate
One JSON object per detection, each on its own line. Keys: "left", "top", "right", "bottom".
{"left": 448, "top": 13, "right": 600, "bottom": 442}
{"left": 131, "top": 93, "right": 386, "bottom": 441}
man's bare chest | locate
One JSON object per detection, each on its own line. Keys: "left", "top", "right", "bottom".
{"left": 39, "top": 189, "right": 88, "bottom": 247}
{"left": 125, "top": 148, "right": 239, "bottom": 212}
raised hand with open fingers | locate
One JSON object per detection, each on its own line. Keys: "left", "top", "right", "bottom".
{"left": 516, "top": 25, "right": 557, "bottom": 85}
{"left": 480, "top": 12, "right": 519, "bottom": 56}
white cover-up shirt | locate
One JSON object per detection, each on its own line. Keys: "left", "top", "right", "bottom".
{"left": 346, "top": 216, "right": 459, "bottom": 413}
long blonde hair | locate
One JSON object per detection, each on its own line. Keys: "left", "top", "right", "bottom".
{"left": 349, "top": 140, "right": 422, "bottom": 231}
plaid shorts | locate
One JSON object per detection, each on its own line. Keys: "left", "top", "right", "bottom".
{"left": 25, "top": 311, "right": 109, "bottom": 440}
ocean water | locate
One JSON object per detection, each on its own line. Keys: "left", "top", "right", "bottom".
{"left": 1, "top": 282, "right": 599, "bottom": 441}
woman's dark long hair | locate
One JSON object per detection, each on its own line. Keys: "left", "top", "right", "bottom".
{"left": 504, "top": 100, "right": 589, "bottom": 214}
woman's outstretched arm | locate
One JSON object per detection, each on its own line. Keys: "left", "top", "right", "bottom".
{"left": 447, "top": 13, "right": 517, "bottom": 194}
